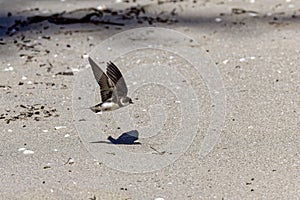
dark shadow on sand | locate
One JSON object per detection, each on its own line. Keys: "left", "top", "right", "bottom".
{"left": 91, "top": 130, "right": 141, "bottom": 145}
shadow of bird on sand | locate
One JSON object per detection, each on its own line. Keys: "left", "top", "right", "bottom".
{"left": 91, "top": 130, "right": 141, "bottom": 145}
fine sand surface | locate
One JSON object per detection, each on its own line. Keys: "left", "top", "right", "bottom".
{"left": 0, "top": 0, "right": 299, "bottom": 199}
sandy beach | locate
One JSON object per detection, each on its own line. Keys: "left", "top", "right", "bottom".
{"left": 0, "top": 0, "right": 299, "bottom": 199}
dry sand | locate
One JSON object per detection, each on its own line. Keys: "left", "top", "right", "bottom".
{"left": 0, "top": 0, "right": 299, "bottom": 199}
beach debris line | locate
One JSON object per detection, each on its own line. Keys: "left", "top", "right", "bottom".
{"left": 6, "top": 5, "right": 178, "bottom": 36}
{"left": 1, "top": 104, "right": 58, "bottom": 124}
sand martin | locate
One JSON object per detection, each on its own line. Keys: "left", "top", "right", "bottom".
{"left": 88, "top": 57, "right": 133, "bottom": 112}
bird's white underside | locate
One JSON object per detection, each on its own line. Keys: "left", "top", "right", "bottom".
{"left": 101, "top": 102, "right": 119, "bottom": 109}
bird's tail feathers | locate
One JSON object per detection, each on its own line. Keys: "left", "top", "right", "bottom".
{"left": 89, "top": 105, "right": 102, "bottom": 113}
{"left": 76, "top": 106, "right": 99, "bottom": 113}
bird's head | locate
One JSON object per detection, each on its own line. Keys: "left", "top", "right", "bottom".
{"left": 121, "top": 97, "right": 133, "bottom": 106}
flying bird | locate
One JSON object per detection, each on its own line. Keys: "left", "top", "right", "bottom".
{"left": 88, "top": 57, "right": 133, "bottom": 112}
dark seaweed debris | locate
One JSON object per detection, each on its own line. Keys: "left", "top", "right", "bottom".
{"left": 1, "top": 104, "right": 59, "bottom": 124}
{"left": 6, "top": 6, "right": 178, "bottom": 36}
{"left": 55, "top": 71, "right": 74, "bottom": 76}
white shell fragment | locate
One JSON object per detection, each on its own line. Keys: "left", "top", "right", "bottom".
{"left": 55, "top": 126, "right": 66, "bottom": 130}
{"left": 4, "top": 67, "right": 14, "bottom": 71}
{"left": 69, "top": 158, "right": 75, "bottom": 164}
{"left": 215, "top": 18, "right": 222, "bottom": 22}
{"left": 82, "top": 53, "right": 89, "bottom": 59}
{"left": 23, "top": 150, "right": 34, "bottom": 155}
{"left": 71, "top": 68, "right": 80, "bottom": 72}
{"left": 97, "top": 5, "right": 107, "bottom": 10}
{"left": 18, "top": 147, "right": 26, "bottom": 152}
{"left": 222, "top": 59, "right": 229, "bottom": 64}
{"left": 239, "top": 58, "right": 246, "bottom": 62}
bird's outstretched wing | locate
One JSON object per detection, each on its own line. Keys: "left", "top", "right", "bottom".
{"left": 88, "top": 57, "right": 113, "bottom": 102}
{"left": 106, "top": 61, "right": 128, "bottom": 98}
